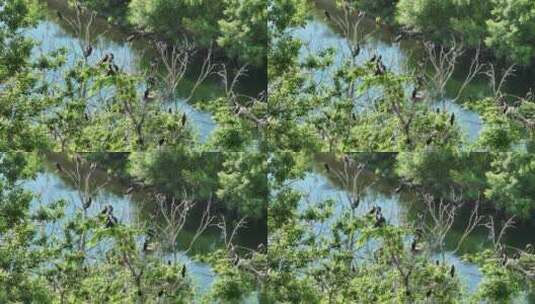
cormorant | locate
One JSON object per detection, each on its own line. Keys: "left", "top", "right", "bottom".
{"left": 84, "top": 112, "right": 90, "bottom": 121}
{"left": 56, "top": 162, "right": 63, "bottom": 173}
{"left": 98, "top": 54, "right": 110, "bottom": 65}
{"left": 158, "top": 138, "right": 165, "bottom": 146}
{"left": 181, "top": 265, "right": 186, "bottom": 278}
{"left": 83, "top": 45, "right": 93, "bottom": 58}
{"left": 168, "top": 108, "right": 173, "bottom": 114}
{"left": 324, "top": 163, "right": 330, "bottom": 172}
{"left": 450, "top": 113, "right": 455, "bottom": 126}
{"left": 143, "top": 89, "right": 150, "bottom": 101}
{"left": 450, "top": 264, "right": 455, "bottom": 277}
{"left": 83, "top": 196, "right": 92, "bottom": 209}
{"left": 351, "top": 197, "right": 360, "bottom": 209}
{"left": 106, "top": 214, "right": 118, "bottom": 228}
{"left": 181, "top": 113, "right": 187, "bottom": 127}
{"left": 374, "top": 212, "right": 386, "bottom": 227}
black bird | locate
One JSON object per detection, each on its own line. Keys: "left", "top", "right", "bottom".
{"left": 56, "top": 162, "right": 63, "bottom": 173}
{"left": 352, "top": 112, "right": 357, "bottom": 121}
{"left": 436, "top": 108, "right": 440, "bottom": 114}
{"left": 370, "top": 54, "right": 377, "bottom": 62}
{"left": 107, "top": 64, "right": 119, "bottom": 76}
{"left": 324, "top": 163, "right": 330, "bottom": 173}
{"left": 168, "top": 108, "right": 173, "bottom": 114}
{"left": 354, "top": 44, "right": 361, "bottom": 57}
{"left": 181, "top": 113, "right": 187, "bottom": 127}
{"left": 181, "top": 265, "right": 187, "bottom": 278}
{"left": 98, "top": 54, "right": 110, "bottom": 65}
{"left": 143, "top": 89, "right": 150, "bottom": 101}
{"left": 449, "top": 113, "right": 455, "bottom": 126}
{"left": 83, "top": 196, "right": 92, "bottom": 209}
{"left": 56, "top": 11, "right": 63, "bottom": 20}
{"left": 167, "top": 260, "right": 171, "bottom": 266}
{"left": 101, "top": 204, "right": 113, "bottom": 215}
{"left": 324, "top": 11, "right": 331, "bottom": 20}
{"left": 351, "top": 197, "right": 360, "bottom": 209}
{"left": 106, "top": 214, "right": 118, "bottom": 228}
{"left": 83, "top": 45, "right": 93, "bottom": 58}
{"left": 426, "top": 137, "right": 433, "bottom": 145}
{"left": 411, "top": 89, "right": 424, "bottom": 102}
{"left": 435, "top": 260, "right": 440, "bottom": 266}
{"left": 374, "top": 212, "right": 386, "bottom": 227}
{"left": 84, "top": 112, "right": 90, "bottom": 121}
{"left": 450, "top": 264, "right": 455, "bottom": 277}
{"left": 233, "top": 255, "right": 240, "bottom": 266}
{"left": 158, "top": 138, "right": 165, "bottom": 146}
{"left": 143, "top": 239, "right": 149, "bottom": 252}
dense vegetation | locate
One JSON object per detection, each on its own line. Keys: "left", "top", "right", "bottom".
{"left": 78, "top": 0, "right": 267, "bottom": 66}
{"left": 0, "top": 152, "right": 267, "bottom": 303}
{"left": 2, "top": 0, "right": 535, "bottom": 302}
{"left": 351, "top": 0, "right": 535, "bottom": 66}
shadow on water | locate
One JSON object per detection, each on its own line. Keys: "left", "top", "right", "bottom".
{"left": 22, "top": 152, "right": 267, "bottom": 298}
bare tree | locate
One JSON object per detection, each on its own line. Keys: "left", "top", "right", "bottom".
{"left": 421, "top": 38, "right": 485, "bottom": 104}
{"left": 153, "top": 193, "right": 215, "bottom": 263}
{"left": 217, "top": 64, "right": 267, "bottom": 127}
{"left": 154, "top": 40, "right": 216, "bottom": 109}
{"left": 420, "top": 190, "right": 483, "bottom": 260}
{"left": 55, "top": 154, "right": 110, "bottom": 252}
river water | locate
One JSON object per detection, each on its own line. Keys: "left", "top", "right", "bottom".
{"left": 26, "top": 0, "right": 265, "bottom": 143}
{"left": 292, "top": 0, "right": 535, "bottom": 145}
{"left": 287, "top": 6, "right": 535, "bottom": 299}
{"left": 288, "top": 153, "right": 535, "bottom": 302}
{"left": 20, "top": 153, "right": 265, "bottom": 302}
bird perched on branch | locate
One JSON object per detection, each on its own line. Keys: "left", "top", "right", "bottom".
{"left": 83, "top": 45, "right": 93, "bottom": 58}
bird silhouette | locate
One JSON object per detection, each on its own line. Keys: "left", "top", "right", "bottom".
{"left": 83, "top": 45, "right": 93, "bottom": 58}
{"left": 83, "top": 196, "right": 92, "bottom": 209}
{"left": 450, "top": 113, "right": 455, "bottom": 126}
{"left": 324, "top": 11, "right": 331, "bottom": 20}
{"left": 324, "top": 163, "right": 330, "bottom": 173}
{"left": 56, "top": 162, "right": 64, "bottom": 173}
{"left": 181, "top": 265, "right": 186, "bottom": 278}
{"left": 450, "top": 265, "right": 455, "bottom": 277}
{"left": 181, "top": 113, "right": 187, "bottom": 127}
{"left": 56, "top": 11, "right": 63, "bottom": 20}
